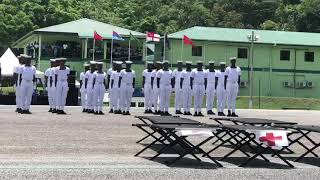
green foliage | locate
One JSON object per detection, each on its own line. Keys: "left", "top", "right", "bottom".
{"left": 0, "top": 0, "right": 320, "bottom": 46}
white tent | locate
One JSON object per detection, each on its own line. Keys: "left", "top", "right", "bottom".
{"left": 0, "top": 48, "right": 19, "bottom": 76}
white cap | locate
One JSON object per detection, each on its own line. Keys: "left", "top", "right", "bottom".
{"left": 125, "top": 61, "right": 133, "bottom": 64}
{"left": 50, "top": 59, "right": 56, "bottom": 62}
{"left": 57, "top": 57, "right": 67, "bottom": 61}
{"left": 90, "top": 61, "right": 97, "bottom": 64}
{"left": 96, "top": 62, "right": 103, "bottom": 65}
{"left": 83, "top": 63, "right": 90, "bottom": 67}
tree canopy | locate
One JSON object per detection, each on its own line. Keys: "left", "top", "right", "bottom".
{"left": 0, "top": 0, "right": 320, "bottom": 46}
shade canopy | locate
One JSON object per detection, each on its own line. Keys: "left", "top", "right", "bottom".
{"left": 0, "top": 48, "right": 19, "bottom": 76}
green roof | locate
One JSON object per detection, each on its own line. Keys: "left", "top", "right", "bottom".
{"left": 168, "top": 26, "right": 320, "bottom": 47}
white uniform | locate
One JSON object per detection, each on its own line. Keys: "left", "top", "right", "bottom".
{"left": 119, "top": 70, "right": 135, "bottom": 112}
{"left": 143, "top": 69, "right": 154, "bottom": 111}
{"left": 206, "top": 70, "right": 216, "bottom": 112}
{"left": 107, "top": 68, "right": 113, "bottom": 108}
{"left": 45, "top": 67, "right": 56, "bottom": 109}
{"left": 157, "top": 70, "right": 172, "bottom": 112}
{"left": 55, "top": 67, "right": 70, "bottom": 111}
{"left": 191, "top": 69, "right": 206, "bottom": 113}
{"left": 85, "top": 71, "right": 95, "bottom": 111}
{"left": 80, "top": 72, "right": 86, "bottom": 109}
{"left": 20, "top": 66, "right": 36, "bottom": 110}
{"left": 181, "top": 70, "right": 192, "bottom": 113}
{"left": 14, "top": 64, "right": 23, "bottom": 109}
{"left": 93, "top": 72, "right": 106, "bottom": 112}
{"left": 216, "top": 70, "right": 226, "bottom": 113}
{"left": 225, "top": 66, "right": 241, "bottom": 113}
{"left": 110, "top": 71, "right": 121, "bottom": 111}
{"left": 152, "top": 70, "right": 160, "bottom": 112}
{"left": 172, "top": 69, "right": 183, "bottom": 111}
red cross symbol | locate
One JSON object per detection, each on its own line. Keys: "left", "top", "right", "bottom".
{"left": 259, "top": 132, "right": 282, "bottom": 146}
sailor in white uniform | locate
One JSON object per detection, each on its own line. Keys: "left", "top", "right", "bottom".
{"left": 180, "top": 61, "right": 193, "bottom": 115}
{"left": 152, "top": 61, "right": 162, "bottom": 114}
{"left": 119, "top": 61, "right": 135, "bottom": 115}
{"left": 110, "top": 61, "right": 122, "bottom": 114}
{"left": 85, "top": 61, "right": 96, "bottom": 113}
{"left": 191, "top": 61, "right": 206, "bottom": 116}
{"left": 45, "top": 59, "right": 56, "bottom": 112}
{"left": 142, "top": 61, "right": 154, "bottom": 113}
{"left": 157, "top": 61, "right": 173, "bottom": 116}
{"left": 205, "top": 61, "right": 218, "bottom": 115}
{"left": 216, "top": 62, "right": 227, "bottom": 116}
{"left": 54, "top": 58, "right": 70, "bottom": 114}
{"left": 93, "top": 62, "right": 106, "bottom": 115}
{"left": 107, "top": 62, "right": 116, "bottom": 113}
{"left": 172, "top": 61, "right": 183, "bottom": 114}
{"left": 13, "top": 55, "right": 25, "bottom": 113}
{"left": 80, "top": 63, "right": 90, "bottom": 112}
{"left": 20, "top": 56, "right": 36, "bottom": 114}
{"left": 225, "top": 57, "right": 241, "bottom": 117}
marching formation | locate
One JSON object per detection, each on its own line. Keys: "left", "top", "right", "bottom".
{"left": 14, "top": 55, "right": 241, "bottom": 117}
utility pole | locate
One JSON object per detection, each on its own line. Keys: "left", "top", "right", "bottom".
{"left": 248, "top": 31, "right": 259, "bottom": 109}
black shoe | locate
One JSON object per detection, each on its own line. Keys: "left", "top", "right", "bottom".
{"left": 109, "top": 109, "right": 114, "bottom": 113}
{"left": 207, "top": 110, "right": 215, "bottom": 115}
{"left": 227, "top": 110, "right": 232, "bottom": 117}
{"left": 17, "top": 108, "right": 22, "bottom": 113}
{"left": 114, "top": 110, "right": 121, "bottom": 114}
{"left": 148, "top": 109, "right": 153, "bottom": 113}
{"left": 94, "top": 111, "right": 99, "bottom": 115}
{"left": 82, "top": 109, "right": 86, "bottom": 113}
{"left": 89, "top": 110, "right": 94, "bottom": 114}
{"left": 165, "top": 111, "right": 172, "bottom": 116}
{"left": 24, "top": 110, "right": 32, "bottom": 114}
{"left": 52, "top": 109, "right": 57, "bottom": 113}
{"left": 48, "top": 108, "right": 52, "bottom": 112}
{"left": 122, "top": 111, "right": 126, "bottom": 115}
{"left": 231, "top": 113, "right": 238, "bottom": 117}
{"left": 57, "top": 110, "right": 62, "bottom": 114}
{"left": 184, "top": 112, "right": 188, "bottom": 115}
{"left": 125, "top": 111, "right": 131, "bottom": 115}
{"left": 175, "top": 110, "right": 183, "bottom": 115}
{"left": 99, "top": 111, "right": 104, "bottom": 115}
{"left": 59, "top": 110, "right": 67, "bottom": 115}
{"left": 144, "top": 110, "right": 149, "bottom": 114}
{"left": 193, "top": 112, "right": 198, "bottom": 116}
{"left": 220, "top": 112, "right": 226, "bottom": 116}
{"left": 198, "top": 112, "right": 204, "bottom": 117}
{"left": 15, "top": 108, "right": 19, "bottom": 112}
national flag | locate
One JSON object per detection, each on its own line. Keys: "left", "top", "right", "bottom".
{"left": 94, "top": 31, "right": 103, "bottom": 41}
{"left": 112, "top": 31, "right": 124, "bottom": 41}
{"left": 147, "top": 32, "right": 160, "bottom": 42}
{"left": 248, "top": 130, "right": 290, "bottom": 149}
{"left": 183, "top": 35, "right": 193, "bottom": 46}
{"left": 130, "top": 32, "right": 142, "bottom": 47}
{"left": 164, "top": 33, "right": 170, "bottom": 49}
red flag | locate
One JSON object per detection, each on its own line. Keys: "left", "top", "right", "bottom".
{"left": 183, "top": 35, "right": 193, "bottom": 46}
{"left": 94, "top": 31, "right": 103, "bottom": 41}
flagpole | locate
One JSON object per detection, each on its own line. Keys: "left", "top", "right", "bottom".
{"left": 181, "top": 37, "right": 183, "bottom": 61}
{"left": 128, "top": 38, "right": 131, "bottom": 61}
{"left": 203, "top": 44, "right": 205, "bottom": 63}
{"left": 93, "top": 38, "right": 95, "bottom": 61}
{"left": 163, "top": 34, "right": 166, "bottom": 61}
{"left": 111, "top": 38, "right": 113, "bottom": 65}
{"left": 145, "top": 33, "right": 147, "bottom": 62}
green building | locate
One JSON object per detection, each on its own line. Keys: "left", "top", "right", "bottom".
{"left": 161, "top": 26, "right": 320, "bottom": 98}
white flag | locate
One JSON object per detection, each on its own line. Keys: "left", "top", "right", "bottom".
{"left": 176, "top": 128, "right": 214, "bottom": 137}
{"left": 147, "top": 32, "right": 160, "bottom": 42}
{"left": 248, "top": 130, "right": 291, "bottom": 149}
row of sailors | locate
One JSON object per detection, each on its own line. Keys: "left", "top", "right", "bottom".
{"left": 142, "top": 57, "right": 241, "bottom": 117}
{"left": 80, "top": 60, "right": 136, "bottom": 115}
{"left": 14, "top": 56, "right": 70, "bottom": 114}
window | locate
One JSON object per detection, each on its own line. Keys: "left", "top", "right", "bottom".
{"left": 280, "top": 50, "right": 290, "bottom": 61}
{"left": 305, "top": 52, "right": 314, "bottom": 62}
{"left": 237, "top": 48, "right": 248, "bottom": 59}
{"left": 192, "top": 46, "right": 202, "bottom": 56}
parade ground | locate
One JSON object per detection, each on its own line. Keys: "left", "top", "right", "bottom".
{"left": 0, "top": 106, "right": 319, "bottom": 179}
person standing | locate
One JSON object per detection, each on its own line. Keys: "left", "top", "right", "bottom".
{"left": 20, "top": 56, "right": 36, "bottom": 114}
{"left": 93, "top": 62, "right": 106, "bottom": 115}
{"left": 80, "top": 63, "right": 90, "bottom": 112}
{"left": 45, "top": 59, "right": 56, "bottom": 112}
{"left": 180, "top": 61, "right": 192, "bottom": 115}
{"left": 191, "top": 61, "right": 206, "bottom": 116}
{"left": 119, "top": 61, "right": 135, "bottom": 115}
{"left": 151, "top": 61, "right": 162, "bottom": 114}
{"left": 107, "top": 62, "right": 116, "bottom": 113}
{"left": 110, "top": 62, "right": 122, "bottom": 114}
{"left": 142, "top": 61, "right": 154, "bottom": 113}
{"left": 206, "top": 61, "right": 218, "bottom": 115}
{"left": 225, "top": 57, "right": 241, "bottom": 117}
{"left": 54, "top": 58, "right": 70, "bottom": 114}
{"left": 216, "top": 62, "right": 227, "bottom": 116}
{"left": 172, "top": 61, "right": 183, "bottom": 114}
{"left": 85, "top": 61, "right": 96, "bottom": 113}
{"left": 13, "top": 55, "right": 25, "bottom": 113}
{"left": 157, "top": 61, "right": 173, "bottom": 116}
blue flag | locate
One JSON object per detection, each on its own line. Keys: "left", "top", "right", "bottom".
{"left": 112, "top": 31, "right": 124, "bottom": 41}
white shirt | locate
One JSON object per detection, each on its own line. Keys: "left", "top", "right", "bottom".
{"left": 225, "top": 66, "right": 241, "bottom": 83}
{"left": 45, "top": 67, "right": 55, "bottom": 86}
{"left": 206, "top": 70, "right": 216, "bottom": 84}
{"left": 151, "top": 70, "right": 159, "bottom": 88}
{"left": 14, "top": 64, "right": 24, "bottom": 85}
{"left": 120, "top": 70, "right": 136, "bottom": 86}
{"left": 191, "top": 69, "right": 206, "bottom": 85}
{"left": 94, "top": 72, "right": 106, "bottom": 84}
{"left": 181, "top": 70, "right": 192, "bottom": 87}
{"left": 143, "top": 69, "right": 154, "bottom": 85}
{"left": 107, "top": 68, "right": 113, "bottom": 76}
{"left": 110, "top": 71, "right": 120, "bottom": 89}
{"left": 215, "top": 70, "right": 225, "bottom": 88}
{"left": 21, "top": 66, "right": 36, "bottom": 81}
{"left": 80, "top": 72, "right": 85, "bottom": 89}
{"left": 54, "top": 66, "right": 70, "bottom": 81}
{"left": 85, "top": 71, "right": 95, "bottom": 84}
{"left": 157, "top": 69, "right": 172, "bottom": 86}
{"left": 172, "top": 69, "right": 183, "bottom": 87}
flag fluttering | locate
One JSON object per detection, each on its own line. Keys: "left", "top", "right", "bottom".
{"left": 112, "top": 31, "right": 124, "bottom": 41}
{"left": 94, "top": 31, "right": 103, "bottom": 41}
{"left": 130, "top": 33, "right": 142, "bottom": 47}
{"left": 183, "top": 35, "right": 193, "bottom": 46}
{"left": 147, "top": 32, "right": 160, "bottom": 42}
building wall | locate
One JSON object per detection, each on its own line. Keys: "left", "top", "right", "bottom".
{"left": 164, "top": 39, "right": 320, "bottom": 98}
